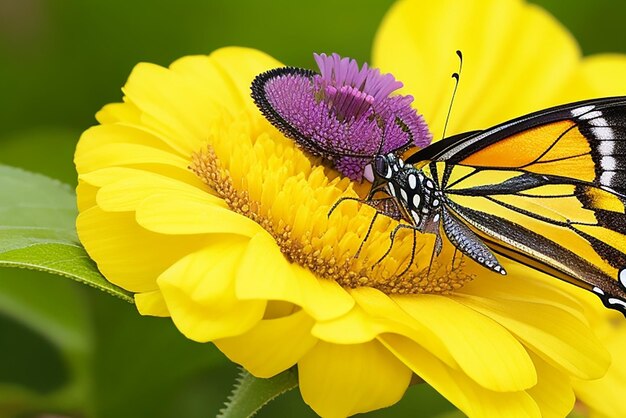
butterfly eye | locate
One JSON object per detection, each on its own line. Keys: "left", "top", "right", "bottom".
{"left": 374, "top": 155, "right": 392, "bottom": 179}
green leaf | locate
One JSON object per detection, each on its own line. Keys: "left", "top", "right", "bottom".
{"left": 218, "top": 368, "right": 298, "bottom": 418}
{"left": 0, "top": 164, "right": 132, "bottom": 302}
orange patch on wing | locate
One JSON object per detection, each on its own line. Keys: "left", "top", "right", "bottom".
{"left": 460, "top": 121, "right": 576, "bottom": 168}
{"left": 537, "top": 127, "right": 591, "bottom": 162}
{"left": 525, "top": 154, "right": 596, "bottom": 181}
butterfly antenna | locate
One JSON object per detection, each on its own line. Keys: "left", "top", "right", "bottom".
{"left": 441, "top": 50, "right": 463, "bottom": 141}
{"left": 375, "top": 115, "right": 388, "bottom": 156}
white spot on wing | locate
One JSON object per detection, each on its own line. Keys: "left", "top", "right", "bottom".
{"left": 411, "top": 210, "right": 421, "bottom": 224}
{"left": 400, "top": 188, "right": 408, "bottom": 202}
{"left": 579, "top": 110, "right": 602, "bottom": 120}
{"left": 598, "top": 141, "right": 615, "bottom": 155}
{"left": 571, "top": 105, "right": 595, "bottom": 117}
{"left": 601, "top": 156, "right": 617, "bottom": 170}
{"left": 600, "top": 171, "right": 616, "bottom": 186}
{"left": 433, "top": 213, "right": 440, "bottom": 223}
{"left": 412, "top": 194, "right": 421, "bottom": 208}
{"left": 592, "top": 286, "right": 605, "bottom": 295}
{"left": 591, "top": 127, "right": 615, "bottom": 140}
{"left": 388, "top": 184, "right": 396, "bottom": 197}
{"left": 408, "top": 173, "right": 417, "bottom": 189}
{"left": 620, "top": 269, "right": 626, "bottom": 289}
{"left": 589, "top": 117, "right": 609, "bottom": 127}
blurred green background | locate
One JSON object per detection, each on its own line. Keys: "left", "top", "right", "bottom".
{"left": 0, "top": 0, "right": 625, "bottom": 417}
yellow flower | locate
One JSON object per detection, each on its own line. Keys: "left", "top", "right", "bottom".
{"left": 573, "top": 304, "right": 626, "bottom": 418}
{"left": 74, "top": 0, "right": 626, "bottom": 417}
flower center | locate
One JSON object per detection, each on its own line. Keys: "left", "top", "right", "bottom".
{"left": 190, "top": 140, "right": 475, "bottom": 295}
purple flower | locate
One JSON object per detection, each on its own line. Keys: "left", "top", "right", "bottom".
{"left": 252, "top": 53, "right": 432, "bottom": 181}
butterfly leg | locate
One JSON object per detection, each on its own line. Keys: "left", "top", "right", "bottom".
{"left": 451, "top": 247, "right": 458, "bottom": 267}
{"left": 451, "top": 247, "right": 465, "bottom": 271}
{"left": 355, "top": 210, "right": 379, "bottom": 258}
{"left": 327, "top": 196, "right": 362, "bottom": 217}
{"left": 396, "top": 228, "right": 418, "bottom": 277}
{"left": 375, "top": 223, "right": 418, "bottom": 268}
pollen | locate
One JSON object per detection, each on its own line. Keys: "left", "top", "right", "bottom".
{"left": 189, "top": 140, "right": 474, "bottom": 295}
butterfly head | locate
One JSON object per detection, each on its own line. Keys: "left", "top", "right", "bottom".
{"left": 370, "top": 154, "right": 439, "bottom": 214}
{"left": 370, "top": 153, "right": 400, "bottom": 181}
{"left": 365, "top": 153, "right": 406, "bottom": 193}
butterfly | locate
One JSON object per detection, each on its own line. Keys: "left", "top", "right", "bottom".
{"left": 251, "top": 63, "right": 626, "bottom": 317}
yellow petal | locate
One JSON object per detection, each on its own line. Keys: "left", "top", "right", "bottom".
{"left": 204, "top": 47, "right": 283, "bottom": 119}
{"left": 312, "top": 287, "right": 456, "bottom": 367}
{"left": 168, "top": 55, "right": 245, "bottom": 119}
{"left": 135, "top": 192, "right": 262, "bottom": 237}
{"left": 526, "top": 353, "right": 574, "bottom": 418}
{"left": 215, "top": 309, "right": 317, "bottom": 378}
{"left": 573, "top": 319, "right": 626, "bottom": 418}
{"left": 77, "top": 206, "right": 208, "bottom": 292}
{"left": 95, "top": 171, "right": 219, "bottom": 213}
{"left": 456, "top": 293, "right": 610, "bottom": 380}
{"left": 76, "top": 124, "right": 179, "bottom": 166}
{"left": 579, "top": 54, "right": 626, "bottom": 95}
{"left": 95, "top": 102, "right": 141, "bottom": 125}
{"left": 79, "top": 166, "right": 204, "bottom": 193}
{"left": 380, "top": 334, "right": 540, "bottom": 418}
{"left": 236, "top": 232, "right": 354, "bottom": 321}
{"left": 135, "top": 290, "right": 170, "bottom": 317}
{"left": 121, "top": 48, "right": 280, "bottom": 156}
{"left": 122, "top": 61, "right": 219, "bottom": 155}
{"left": 158, "top": 238, "right": 266, "bottom": 342}
{"left": 169, "top": 48, "right": 282, "bottom": 124}
{"left": 552, "top": 54, "right": 626, "bottom": 104}
{"left": 458, "top": 261, "right": 588, "bottom": 323}
{"left": 299, "top": 340, "right": 411, "bottom": 418}
{"left": 373, "top": 0, "right": 580, "bottom": 138}
{"left": 76, "top": 142, "right": 190, "bottom": 177}
{"left": 394, "top": 294, "right": 536, "bottom": 392}
{"left": 76, "top": 180, "right": 98, "bottom": 213}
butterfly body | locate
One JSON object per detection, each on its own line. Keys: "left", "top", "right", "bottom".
{"left": 251, "top": 60, "right": 626, "bottom": 317}
{"left": 368, "top": 153, "right": 507, "bottom": 275}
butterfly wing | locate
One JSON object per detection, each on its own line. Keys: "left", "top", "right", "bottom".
{"left": 408, "top": 97, "right": 626, "bottom": 315}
